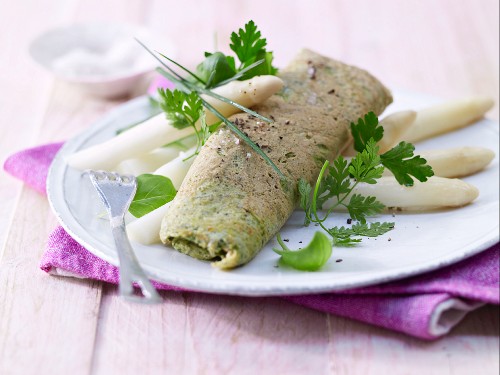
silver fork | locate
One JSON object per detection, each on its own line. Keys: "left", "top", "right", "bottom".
{"left": 87, "top": 170, "right": 162, "bottom": 304}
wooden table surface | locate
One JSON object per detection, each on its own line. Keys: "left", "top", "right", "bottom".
{"left": 1, "top": 1, "right": 498, "bottom": 374}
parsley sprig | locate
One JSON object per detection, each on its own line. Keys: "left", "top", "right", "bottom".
{"left": 274, "top": 112, "right": 434, "bottom": 270}
{"left": 159, "top": 89, "right": 202, "bottom": 130}
{"left": 229, "top": 20, "right": 278, "bottom": 79}
{"left": 178, "top": 20, "right": 277, "bottom": 89}
{"left": 299, "top": 146, "right": 389, "bottom": 247}
{"left": 351, "top": 112, "right": 434, "bottom": 186}
{"left": 157, "top": 89, "right": 213, "bottom": 157}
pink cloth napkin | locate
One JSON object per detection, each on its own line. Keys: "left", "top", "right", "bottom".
{"left": 4, "top": 142, "right": 499, "bottom": 340}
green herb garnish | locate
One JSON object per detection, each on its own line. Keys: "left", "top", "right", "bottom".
{"left": 350, "top": 112, "right": 384, "bottom": 152}
{"left": 380, "top": 141, "right": 433, "bottom": 186}
{"left": 328, "top": 222, "right": 395, "bottom": 247}
{"left": 274, "top": 112, "right": 434, "bottom": 270}
{"left": 273, "top": 232, "right": 332, "bottom": 271}
{"left": 351, "top": 112, "right": 434, "bottom": 187}
{"left": 129, "top": 174, "right": 176, "bottom": 218}
{"left": 136, "top": 20, "right": 284, "bottom": 178}
{"left": 159, "top": 89, "right": 202, "bottom": 130}
{"left": 229, "top": 20, "right": 278, "bottom": 79}
{"left": 157, "top": 89, "right": 212, "bottom": 156}
{"left": 195, "top": 52, "right": 236, "bottom": 88}
{"left": 186, "top": 20, "right": 278, "bottom": 88}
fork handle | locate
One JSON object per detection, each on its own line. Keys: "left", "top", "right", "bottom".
{"left": 111, "top": 221, "right": 162, "bottom": 303}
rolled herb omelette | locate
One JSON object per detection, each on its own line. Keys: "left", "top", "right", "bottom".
{"left": 160, "top": 49, "right": 393, "bottom": 269}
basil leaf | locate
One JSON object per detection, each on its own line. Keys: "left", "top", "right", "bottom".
{"left": 195, "top": 52, "right": 237, "bottom": 88}
{"left": 273, "top": 232, "right": 333, "bottom": 271}
{"left": 129, "top": 174, "right": 177, "bottom": 218}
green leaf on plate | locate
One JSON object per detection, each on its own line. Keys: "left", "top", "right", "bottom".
{"left": 129, "top": 174, "right": 177, "bottom": 218}
{"left": 273, "top": 232, "right": 333, "bottom": 271}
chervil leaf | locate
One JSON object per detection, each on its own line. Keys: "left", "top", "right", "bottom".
{"left": 327, "top": 222, "right": 394, "bottom": 246}
{"left": 328, "top": 226, "right": 354, "bottom": 238}
{"left": 351, "top": 221, "right": 395, "bottom": 236}
{"left": 328, "top": 156, "right": 351, "bottom": 196}
{"left": 346, "top": 194, "right": 385, "bottom": 223}
{"left": 155, "top": 89, "right": 207, "bottom": 159}
{"left": 230, "top": 20, "right": 268, "bottom": 65}
{"left": 129, "top": 174, "right": 177, "bottom": 218}
{"left": 326, "top": 226, "right": 362, "bottom": 247}
{"left": 381, "top": 141, "right": 434, "bottom": 186}
{"left": 333, "top": 237, "right": 363, "bottom": 247}
{"left": 158, "top": 89, "right": 203, "bottom": 129}
{"left": 183, "top": 91, "right": 203, "bottom": 123}
{"left": 329, "top": 222, "right": 394, "bottom": 238}
{"left": 348, "top": 139, "right": 384, "bottom": 184}
{"left": 158, "top": 89, "right": 189, "bottom": 129}
{"left": 316, "top": 156, "right": 351, "bottom": 209}
{"left": 350, "top": 112, "right": 384, "bottom": 152}
{"left": 273, "top": 232, "right": 332, "bottom": 271}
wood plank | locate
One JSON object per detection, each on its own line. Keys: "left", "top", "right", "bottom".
{"left": 0, "top": 2, "right": 150, "bottom": 374}
{"left": 0, "top": 0, "right": 154, "bottom": 373}
{"left": 0, "top": 0, "right": 76, "bottom": 251}
{"left": 0, "top": 75, "right": 119, "bottom": 374}
{"left": 0, "top": 187, "right": 102, "bottom": 375}
{"left": 92, "top": 289, "right": 331, "bottom": 375}
{"left": 327, "top": 305, "right": 500, "bottom": 375}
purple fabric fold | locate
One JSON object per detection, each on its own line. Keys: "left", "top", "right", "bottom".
{"left": 4, "top": 142, "right": 499, "bottom": 340}
{"left": 3, "top": 142, "right": 62, "bottom": 194}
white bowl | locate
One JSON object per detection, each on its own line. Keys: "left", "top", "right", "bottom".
{"left": 29, "top": 23, "right": 175, "bottom": 99}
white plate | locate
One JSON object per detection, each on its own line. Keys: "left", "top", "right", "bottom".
{"left": 47, "top": 89, "right": 499, "bottom": 296}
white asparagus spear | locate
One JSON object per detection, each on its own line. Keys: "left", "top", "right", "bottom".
{"left": 383, "top": 147, "right": 495, "bottom": 178}
{"left": 153, "top": 148, "right": 197, "bottom": 189}
{"left": 67, "top": 114, "right": 191, "bottom": 171}
{"left": 67, "top": 75, "right": 284, "bottom": 171}
{"left": 342, "top": 110, "right": 417, "bottom": 156}
{"left": 400, "top": 96, "right": 494, "bottom": 143}
{"left": 128, "top": 202, "right": 171, "bottom": 245}
{"left": 116, "top": 146, "right": 185, "bottom": 176}
{"left": 202, "top": 75, "right": 284, "bottom": 124}
{"left": 323, "top": 176, "right": 479, "bottom": 211}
